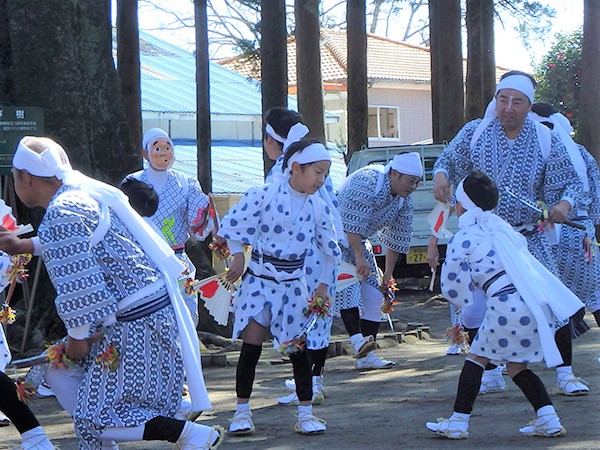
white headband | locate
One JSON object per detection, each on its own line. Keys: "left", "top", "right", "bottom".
{"left": 266, "top": 122, "right": 310, "bottom": 154}
{"left": 13, "top": 137, "right": 73, "bottom": 180}
{"left": 496, "top": 74, "right": 535, "bottom": 104}
{"left": 142, "top": 128, "right": 174, "bottom": 151}
{"left": 285, "top": 142, "right": 331, "bottom": 176}
{"left": 384, "top": 152, "right": 423, "bottom": 177}
{"left": 456, "top": 178, "right": 477, "bottom": 210}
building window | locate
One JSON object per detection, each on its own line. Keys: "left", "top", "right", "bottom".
{"left": 368, "top": 106, "right": 399, "bottom": 139}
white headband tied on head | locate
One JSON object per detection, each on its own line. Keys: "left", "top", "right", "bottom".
{"left": 142, "top": 128, "right": 174, "bottom": 151}
{"left": 284, "top": 143, "right": 331, "bottom": 177}
{"left": 455, "top": 178, "right": 477, "bottom": 210}
{"left": 266, "top": 122, "right": 310, "bottom": 154}
{"left": 13, "top": 136, "right": 73, "bottom": 181}
{"left": 495, "top": 74, "right": 535, "bottom": 104}
{"left": 384, "top": 152, "right": 423, "bottom": 177}
{"left": 482, "top": 73, "right": 536, "bottom": 121}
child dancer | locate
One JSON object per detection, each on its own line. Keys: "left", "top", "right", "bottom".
{"left": 263, "top": 107, "right": 344, "bottom": 404}
{"left": 426, "top": 171, "right": 583, "bottom": 439}
{"left": 218, "top": 139, "right": 341, "bottom": 435}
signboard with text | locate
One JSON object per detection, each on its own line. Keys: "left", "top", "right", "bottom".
{"left": 0, "top": 106, "right": 44, "bottom": 175}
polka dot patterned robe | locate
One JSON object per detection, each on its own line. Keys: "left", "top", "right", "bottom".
{"left": 219, "top": 180, "right": 341, "bottom": 348}
{"left": 442, "top": 224, "right": 546, "bottom": 364}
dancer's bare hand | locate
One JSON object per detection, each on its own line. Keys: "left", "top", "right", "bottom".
{"left": 225, "top": 253, "right": 245, "bottom": 283}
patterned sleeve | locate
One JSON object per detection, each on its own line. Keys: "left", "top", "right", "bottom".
{"left": 379, "top": 196, "right": 414, "bottom": 254}
{"left": 440, "top": 232, "right": 477, "bottom": 307}
{"left": 433, "top": 120, "right": 478, "bottom": 187}
{"left": 581, "top": 146, "right": 600, "bottom": 223}
{"left": 312, "top": 196, "right": 342, "bottom": 286}
{"left": 41, "top": 201, "right": 118, "bottom": 330}
{"left": 186, "top": 176, "right": 213, "bottom": 240}
{"left": 543, "top": 133, "right": 583, "bottom": 207}
{"left": 217, "top": 186, "right": 266, "bottom": 247}
{"left": 338, "top": 171, "right": 377, "bottom": 237}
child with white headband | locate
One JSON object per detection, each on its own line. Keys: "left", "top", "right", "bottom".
{"left": 218, "top": 138, "right": 341, "bottom": 436}
{"left": 264, "top": 108, "right": 345, "bottom": 405}
{"left": 426, "top": 171, "right": 583, "bottom": 440}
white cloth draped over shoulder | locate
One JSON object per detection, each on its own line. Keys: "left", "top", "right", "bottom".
{"left": 457, "top": 207, "right": 584, "bottom": 367}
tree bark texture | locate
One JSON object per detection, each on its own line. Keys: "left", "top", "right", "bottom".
{"left": 346, "top": 0, "right": 368, "bottom": 165}
{"left": 3, "top": 0, "right": 140, "bottom": 184}
{"left": 295, "top": 0, "right": 325, "bottom": 141}
{"left": 260, "top": 0, "right": 288, "bottom": 176}
{"left": 195, "top": 0, "right": 212, "bottom": 193}
{"left": 465, "top": 0, "right": 495, "bottom": 121}
{"left": 429, "top": 0, "right": 464, "bottom": 143}
{"left": 116, "top": 0, "right": 143, "bottom": 154}
{"left": 580, "top": 0, "right": 600, "bottom": 160}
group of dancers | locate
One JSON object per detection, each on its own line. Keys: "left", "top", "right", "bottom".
{"left": 0, "top": 68, "right": 599, "bottom": 448}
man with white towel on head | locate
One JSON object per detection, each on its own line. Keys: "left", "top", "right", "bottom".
{"left": 433, "top": 70, "right": 588, "bottom": 396}
{"left": 335, "top": 152, "right": 423, "bottom": 370}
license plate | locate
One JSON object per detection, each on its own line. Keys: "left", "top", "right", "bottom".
{"left": 406, "top": 246, "right": 428, "bottom": 264}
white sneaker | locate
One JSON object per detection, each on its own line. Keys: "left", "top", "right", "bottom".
{"left": 295, "top": 406, "right": 326, "bottom": 435}
{"left": 445, "top": 343, "right": 461, "bottom": 355}
{"left": 425, "top": 414, "right": 469, "bottom": 439}
{"left": 556, "top": 368, "right": 589, "bottom": 396}
{"left": 0, "top": 411, "right": 10, "bottom": 427}
{"left": 284, "top": 378, "right": 296, "bottom": 391}
{"left": 36, "top": 382, "right": 55, "bottom": 398}
{"left": 228, "top": 405, "right": 255, "bottom": 436}
{"left": 312, "top": 375, "right": 326, "bottom": 398}
{"left": 519, "top": 413, "right": 566, "bottom": 437}
{"left": 355, "top": 351, "right": 396, "bottom": 370}
{"left": 479, "top": 367, "right": 506, "bottom": 394}
{"left": 19, "top": 427, "right": 55, "bottom": 450}
{"left": 277, "top": 392, "right": 300, "bottom": 405}
{"left": 175, "top": 422, "right": 225, "bottom": 449}
{"left": 350, "top": 334, "right": 377, "bottom": 359}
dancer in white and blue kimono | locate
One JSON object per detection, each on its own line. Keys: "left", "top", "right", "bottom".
{"left": 433, "top": 70, "right": 588, "bottom": 395}
{"left": 336, "top": 152, "right": 422, "bottom": 370}
{"left": 262, "top": 107, "right": 345, "bottom": 404}
{"left": 124, "top": 128, "right": 214, "bottom": 326}
{"left": 1, "top": 136, "right": 222, "bottom": 450}
{"left": 426, "top": 171, "right": 583, "bottom": 440}
{"left": 531, "top": 103, "right": 600, "bottom": 365}
{"left": 219, "top": 139, "right": 341, "bottom": 436}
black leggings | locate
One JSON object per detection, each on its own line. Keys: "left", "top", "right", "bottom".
{"left": 308, "top": 347, "right": 328, "bottom": 377}
{"left": 0, "top": 371, "right": 40, "bottom": 434}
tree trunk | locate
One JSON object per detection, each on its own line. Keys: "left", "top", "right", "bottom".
{"left": 260, "top": 0, "right": 288, "bottom": 176}
{"left": 465, "top": 0, "right": 495, "bottom": 121}
{"left": 195, "top": 0, "right": 212, "bottom": 193}
{"left": 116, "top": 0, "right": 142, "bottom": 153}
{"left": 429, "top": 0, "right": 464, "bottom": 143}
{"left": 295, "top": 0, "right": 325, "bottom": 141}
{"left": 580, "top": 0, "right": 600, "bottom": 160}
{"left": 1, "top": 0, "right": 140, "bottom": 352}
{"left": 346, "top": 0, "right": 368, "bottom": 165}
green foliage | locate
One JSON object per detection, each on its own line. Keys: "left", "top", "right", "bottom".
{"left": 535, "top": 28, "right": 582, "bottom": 137}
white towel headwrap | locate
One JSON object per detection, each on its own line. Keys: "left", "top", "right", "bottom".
{"left": 481, "top": 73, "right": 536, "bottom": 122}
{"left": 266, "top": 122, "right": 309, "bottom": 153}
{"left": 284, "top": 142, "right": 331, "bottom": 177}
{"left": 456, "top": 176, "right": 583, "bottom": 367}
{"left": 384, "top": 152, "right": 423, "bottom": 177}
{"left": 12, "top": 136, "right": 211, "bottom": 411}
{"left": 142, "top": 128, "right": 174, "bottom": 151}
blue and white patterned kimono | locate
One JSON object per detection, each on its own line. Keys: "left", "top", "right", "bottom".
{"left": 218, "top": 180, "right": 341, "bottom": 347}
{"left": 335, "top": 169, "right": 414, "bottom": 311}
{"left": 442, "top": 223, "right": 547, "bottom": 364}
{"left": 553, "top": 145, "right": 600, "bottom": 313}
{"left": 434, "top": 117, "right": 583, "bottom": 275}
{"left": 40, "top": 185, "right": 183, "bottom": 449}
{"left": 267, "top": 158, "right": 343, "bottom": 349}
{"left": 127, "top": 168, "right": 213, "bottom": 325}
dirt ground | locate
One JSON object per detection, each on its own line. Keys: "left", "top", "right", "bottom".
{"left": 2, "top": 289, "right": 599, "bottom": 450}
